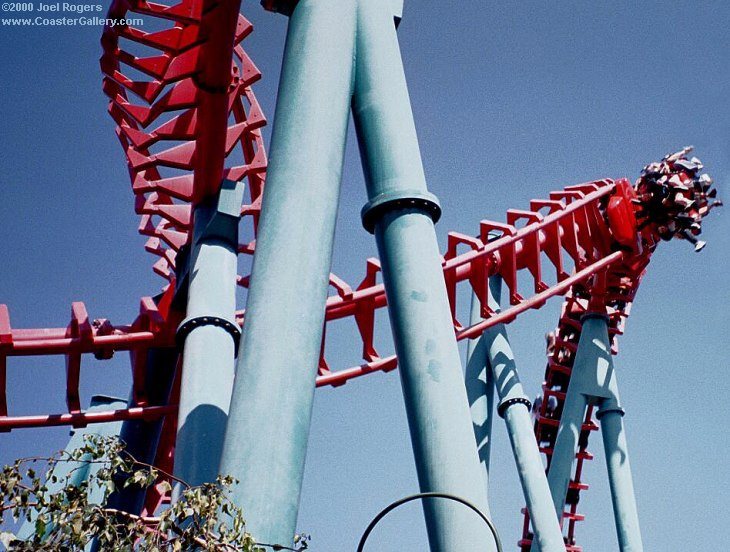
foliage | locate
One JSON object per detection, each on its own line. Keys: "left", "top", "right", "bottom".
{"left": 0, "top": 435, "right": 309, "bottom": 552}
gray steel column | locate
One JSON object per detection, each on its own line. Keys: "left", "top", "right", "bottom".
{"left": 16, "top": 395, "right": 126, "bottom": 542}
{"left": 465, "top": 292, "right": 496, "bottom": 490}
{"left": 595, "top": 337, "right": 643, "bottom": 551}
{"left": 174, "top": 180, "right": 243, "bottom": 493}
{"left": 541, "top": 316, "right": 604, "bottom": 529}
{"left": 540, "top": 314, "right": 642, "bottom": 552}
{"left": 477, "top": 278, "right": 565, "bottom": 552}
{"left": 218, "top": 0, "right": 357, "bottom": 547}
{"left": 354, "top": 1, "right": 493, "bottom": 549}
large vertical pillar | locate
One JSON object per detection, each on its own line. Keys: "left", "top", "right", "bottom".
{"left": 218, "top": 1, "right": 357, "bottom": 547}
{"left": 174, "top": 180, "right": 243, "bottom": 492}
{"left": 16, "top": 395, "right": 126, "bottom": 542}
{"left": 465, "top": 293, "right": 496, "bottom": 488}
{"left": 478, "top": 279, "right": 564, "bottom": 552}
{"left": 353, "top": 2, "right": 493, "bottom": 549}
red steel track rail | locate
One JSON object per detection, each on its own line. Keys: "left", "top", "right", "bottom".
{"left": 1, "top": 177, "right": 637, "bottom": 430}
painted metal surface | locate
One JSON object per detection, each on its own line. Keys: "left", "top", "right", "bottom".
{"left": 537, "top": 315, "right": 642, "bottom": 552}
{"left": 598, "top": 405, "right": 643, "bottom": 552}
{"left": 16, "top": 396, "right": 126, "bottom": 542}
{"left": 465, "top": 292, "right": 496, "bottom": 488}
{"left": 0, "top": 180, "right": 636, "bottom": 432}
{"left": 106, "top": 346, "right": 178, "bottom": 515}
{"left": 101, "top": 0, "right": 267, "bottom": 284}
{"left": 218, "top": 0, "right": 358, "bottom": 547}
{"left": 0, "top": 1, "right": 720, "bottom": 547}
{"left": 353, "top": 1, "right": 492, "bottom": 549}
{"left": 472, "top": 278, "right": 564, "bottom": 552}
{"left": 595, "top": 350, "right": 643, "bottom": 551}
{"left": 174, "top": 183, "right": 243, "bottom": 491}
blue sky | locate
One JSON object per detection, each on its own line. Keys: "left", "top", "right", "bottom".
{"left": 1, "top": 0, "right": 729, "bottom": 550}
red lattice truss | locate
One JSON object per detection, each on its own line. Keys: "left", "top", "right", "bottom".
{"left": 100, "top": 0, "right": 267, "bottom": 283}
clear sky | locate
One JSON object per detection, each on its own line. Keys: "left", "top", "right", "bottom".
{"left": 1, "top": 1, "right": 729, "bottom": 550}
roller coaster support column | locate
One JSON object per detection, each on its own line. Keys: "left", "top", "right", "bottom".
{"left": 107, "top": 346, "right": 178, "bottom": 514}
{"left": 355, "top": 2, "right": 493, "bottom": 549}
{"left": 473, "top": 278, "right": 564, "bottom": 552}
{"left": 596, "top": 364, "right": 642, "bottom": 550}
{"left": 219, "top": 1, "right": 357, "bottom": 547}
{"left": 538, "top": 314, "right": 642, "bottom": 552}
{"left": 174, "top": 180, "right": 243, "bottom": 492}
{"left": 465, "top": 292, "right": 495, "bottom": 487}
{"left": 16, "top": 395, "right": 126, "bottom": 542}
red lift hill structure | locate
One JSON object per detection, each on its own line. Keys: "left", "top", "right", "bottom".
{"left": 0, "top": 1, "right": 722, "bottom": 551}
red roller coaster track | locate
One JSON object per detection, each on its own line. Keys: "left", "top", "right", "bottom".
{"left": 0, "top": 1, "right": 720, "bottom": 549}
{"left": 0, "top": 178, "right": 637, "bottom": 430}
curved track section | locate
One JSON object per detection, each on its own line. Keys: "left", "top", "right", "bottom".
{"left": 312, "top": 179, "right": 627, "bottom": 386}
{"left": 1, "top": 178, "right": 635, "bottom": 431}
{"left": 100, "top": 0, "right": 267, "bottom": 282}
{"left": 518, "top": 150, "right": 719, "bottom": 550}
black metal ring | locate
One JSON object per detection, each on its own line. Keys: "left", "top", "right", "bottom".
{"left": 595, "top": 406, "right": 625, "bottom": 420}
{"left": 361, "top": 191, "right": 442, "bottom": 234}
{"left": 497, "top": 397, "right": 532, "bottom": 418}
{"left": 176, "top": 316, "right": 241, "bottom": 357}
{"left": 357, "top": 491, "right": 502, "bottom": 552}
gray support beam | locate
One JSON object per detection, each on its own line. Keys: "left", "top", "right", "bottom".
{"left": 353, "top": 1, "right": 493, "bottom": 549}
{"left": 16, "top": 395, "right": 126, "bottom": 542}
{"left": 218, "top": 1, "right": 358, "bottom": 547}
{"left": 173, "top": 180, "right": 244, "bottom": 494}
{"left": 475, "top": 278, "right": 564, "bottom": 551}
{"left": 538, "top": 314, "right": 642, "bottom": 552}
{"left": 465, "top": 292, "right": 496, "bottom": 489}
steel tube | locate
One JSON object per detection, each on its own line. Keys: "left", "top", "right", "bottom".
{"left": 0, "top": 405, "right": 175, "bottom": 430}
{"left": 596, "top": 349, "right": 643, "bottom": 551}
{"left": 173, "top": 198, "right": 239, "bottom": 493}
{"left": 538, "top": 328, "right": 594, "bottom": 549}
{"left": 16, "top": 395, "right": 126, "bottom": 542}
{"left": 599, "top": 408, "right": 643, "bottom": 551}
{"left": 536, "top": 314, "right": 633, "bottom": 552}
{"left": 465, "top": 292, "right": 495, "bottom": 490}
{"left": 540, "top": 386, "right": 588, "bottom": 544}
{"left": 353, "top": 2, "right": 492, "bottom": 549}
{"left": 218, "top": 0, "right": 357, "bottom": 547}
{"left": 478, "top": 278, "right": 564, "bottom": 552}
{"left": 108, "top": 346, "right": 178, "bottom": 515}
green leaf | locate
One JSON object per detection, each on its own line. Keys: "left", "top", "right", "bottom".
{"left": 35, "top": 517, "right": 46, "bottom": 537}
